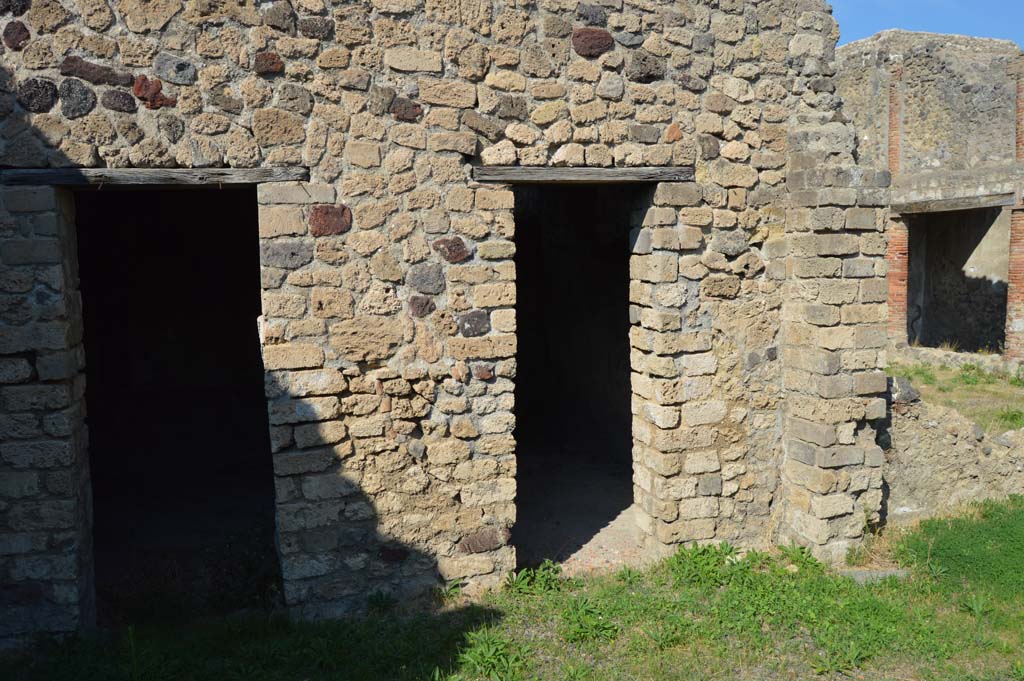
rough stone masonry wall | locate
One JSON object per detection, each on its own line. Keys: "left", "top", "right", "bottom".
{"left": 836, "top": 31, "right": 1022, "bottom": 174}
{"left": 0, "top": 0, "right": 888, "bottom": 636}
{"left": 886, "top": 391, "right": 1024, "bottom": 525}
{"left": 0, "top": 185, "right": 93, "bottom": 649}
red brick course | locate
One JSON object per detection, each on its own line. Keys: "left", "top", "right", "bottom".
{"left": 1006, "top": 208, "right": 1024, "bottom": 360}
{"left": 886, "top": 218, "right": 909, "bottom": 344}
{"left": 888, "top": 65, "right": 903, "bottom": 175}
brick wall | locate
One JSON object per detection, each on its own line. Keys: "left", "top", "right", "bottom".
{"left": 1007, "top": 208, "right": 1024, "bottom": 361}
{"left": 886, "top": 216, "right": 909, "bottom": 345}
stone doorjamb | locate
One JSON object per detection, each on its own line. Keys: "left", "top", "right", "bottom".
{"left": 475, "top": 168, "right": 736, "bottom": 563}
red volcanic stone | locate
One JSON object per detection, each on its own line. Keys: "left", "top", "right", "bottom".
{"left": 2, "top": 21, "right": 29, "bottom": 50}
{"left": 389, "top": 96, "right": 422, "bottom": 122}
{"left": 458, "top": 527, "right": 509, "bottom": 554}
{"left": 133, "top": 75, "right": 176, "bottom": 109}
{"left": 308, "top": 204, "right": 352, "bottom": 236}
{"left": 571, "top": 27, "right": 614, "bottom": 58}
{"left": 253, "top": 51, "right": 284, "bottom": 75}
{"left": 471, "top": 363, "right": 494, "bottom": 380}
{"left": 408, "top": 295, "right": 435, "bottom": 318}
{"left": 432, "top": 236, "right": 470, "bottom": 263}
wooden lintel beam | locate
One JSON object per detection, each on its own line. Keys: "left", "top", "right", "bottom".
{"left": 472, "top": 166, "right": 695, "bottom": 184}
{"left": 892, "top": 192, "right": 1018, "bottom": 215}
{"left": 0, "top": 167, "right": 310, "bottom": 186}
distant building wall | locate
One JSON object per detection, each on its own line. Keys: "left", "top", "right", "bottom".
{"left": 837, "top": 31, "right": 1022, "bottom": 174}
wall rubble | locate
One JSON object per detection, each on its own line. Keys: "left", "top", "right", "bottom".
{"left": 886, "top": 391, "right": 1024, "bottom": 525}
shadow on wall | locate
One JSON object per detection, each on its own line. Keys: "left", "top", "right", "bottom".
{"left": 0, "top": 60, "right": 494, "bottom": 659}
{"left": 906, "top": 208, "right": 1009, "bottom": 353}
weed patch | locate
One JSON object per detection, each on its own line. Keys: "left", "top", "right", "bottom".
{"left": 7, "top": 500, "right": 1024, "bottom": 680}
{"left": 889, "top": 362, "right": 1024, "bottom": 432}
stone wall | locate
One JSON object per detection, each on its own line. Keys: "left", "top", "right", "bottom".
{"left": 1, "top": 0, "right": 891, "bottom": 642}
{"left": 886, "top": 388, "right": 1024, "bottom": 525}
{"left": 836, "top": 30, "right": 1022, "bottom": 174}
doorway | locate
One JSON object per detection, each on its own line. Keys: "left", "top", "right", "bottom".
{"left": 512, "top": 184, "right": 649, "bottom": 570}
{"left": 75, "top": 187, "right": 280, "bottom": 625}
{"left": 906, "top": 207, "right": 1009, "bottom": 352}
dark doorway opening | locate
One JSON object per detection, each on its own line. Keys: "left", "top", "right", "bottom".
{"left": 76, "top": 187, "right": 280, "bottom": 626}
{"left": 512, "top": 184, "right": 648, "bottom": 569}
{"left": 907, "top": 208, "right": 1009, "bottom": 353}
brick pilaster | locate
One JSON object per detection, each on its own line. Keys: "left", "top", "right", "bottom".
{"left": 1006, "top": 207, "right": 1024, "bottom": 361}
{"left": 886, "top": 216, "right": 909, "bottom": 345}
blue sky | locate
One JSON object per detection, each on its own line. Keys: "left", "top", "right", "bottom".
{"left": 831, "top": 0, "right": 1024, "bottom": 47}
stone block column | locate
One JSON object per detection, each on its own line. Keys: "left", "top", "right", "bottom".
{"left": 886, "top": 215, "right": 910, "bottom": 345}
{"left": 779, "top": 118, "right": 890, "bottom": 563}
{"left": 0, "top": 186, "right": 94, "bottom": 647}
{"left": 1006, "top": 206, "right": 1024, "bottom": 361}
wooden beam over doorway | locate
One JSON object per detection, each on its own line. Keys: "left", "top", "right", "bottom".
{"left": 472, "top": 166, "right": 695, "bottom": 184}
{"left": 0, "top": 167, "right": 310, "bottom": 186}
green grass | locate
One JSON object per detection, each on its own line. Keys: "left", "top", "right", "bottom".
{"left": 890, "top": 362, "right": 1024, "bottom": 432}
{"left": 7, "top": 499, "right": 1024, "bottom": 680}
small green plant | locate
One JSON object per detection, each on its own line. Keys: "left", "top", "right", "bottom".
{"left": 457, "top": 629, "right": 526, "bottom": 681}
{"left": 504, "top": 560, "right": 564, "bottom": 595}
{"left": 615, "top": 565, "right": 641, "bottom": 586}
{"left": 811, "top": 641, "right": 868, "bottom": 675}
{"left": 668, "top": 542, "right": 741, "bottom": 588}
{"left": 956, "top": 363, "right": 997, "bottom": 386}
{"left": 434, "top": 580, "right": 465, "bottom": 605}
{"left": 778, "top": 542, "right": 822, "bottom": 573}
{"left": 559, "top": 597, "right": 618, "bottom": 644}
{"left": 960, "top": 592, "right": 993, "bottom": 620}
{"left": 559, "top": 662, "right": 591, "bottom": 680}
{"left": 429, "top": 667, "right": 462, "bottom": 681}
{"left": 925, "top": 560, "right": 950, "bottom": 581}
{"left": 995, "top": 408, "right": 1024, "bottom": 430}
{"left": 890, "top": 363, "right": 937, "bottom": 385}
{"left": 642, "top": 618, "right": 687, "bottom": 651}
{"left": 366, "top": 591, "right": 397, "bottom": 614}
{"left": 124, "top": 625, "right": 141, "bottom": 681}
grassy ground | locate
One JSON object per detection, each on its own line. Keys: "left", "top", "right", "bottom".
{"left": 5, "top": 497, "right": 1024, "bottom": 681}
{"left": 889, "top": 362, "right": 1024, "bottom": 432}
